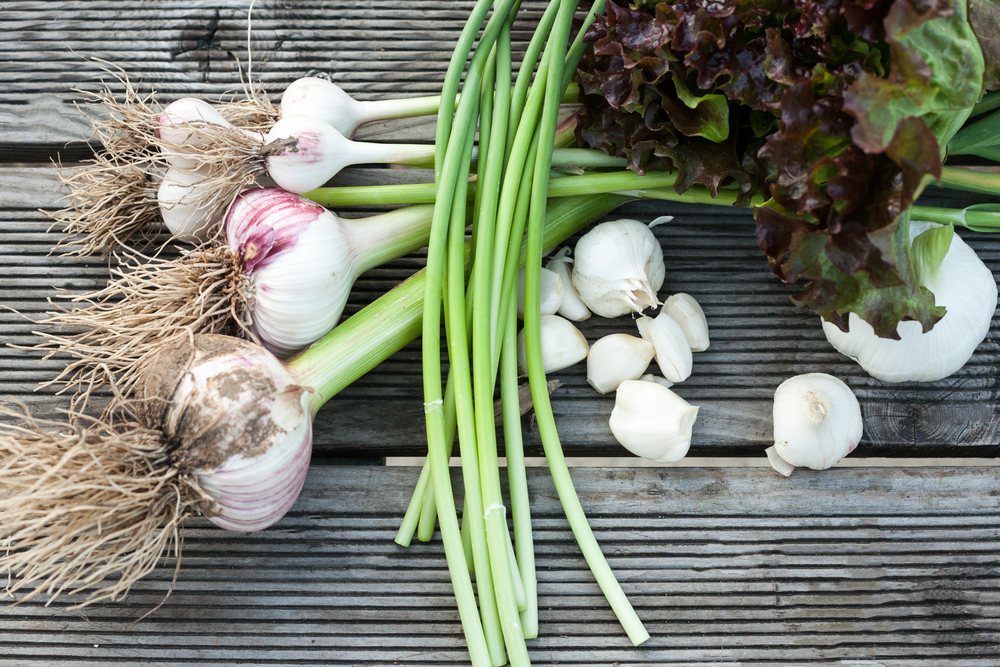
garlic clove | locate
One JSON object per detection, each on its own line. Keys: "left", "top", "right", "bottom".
{"left": 545, "top": 247, "right": 591, "bottom": 321}
{"left": 517, "top": 266, "right": 565, "bottom": 318}
{"left": 822, "top": 222, "right": 997, "bottom": 383}
{"left": 571, "top": 219, "right": 665, "bottom": 318}
{"left": 770, "top": 373, "right": 862, "bottom": 473}
{"left": 664, "top": 293, "right": 710, "bottom": 352}
{"left": 636, "top": 309, "right": 693, "bottom": 383}
{"left": 609, "top": 380, "right": 698, "bottom": 463}
{"left": 516, "top": 315, "right": 589, "bottom": 375}
{"left": 638, "top": 373, "right": 674, "bottom": 389}
{"left": 587, "top": 334, "right": 655, "bottom": 394}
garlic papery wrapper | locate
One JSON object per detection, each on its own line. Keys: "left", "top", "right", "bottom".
{"left": 157, "top": 165, "right": 225, "bottom": 241}
{"left": 636, "top": 309, "right": 693, "bottom": 383}
{"left": 664, "top": 293, "right": 710, "bottom": 352}
{"left": 571, "top": 219, "right": 665, "bottom": 318}
{"left": 517, "top": 266, "right": 565, "bottom": 318}
{"left": 263, "top": 114, "right": 436, "bottom": 193}
{"left": 226, "top": 188, "right": 435, "bottom": 357}
{"left": 516, "top": 314, "right": 589, "bottom": 375}
{"left": 544, "top": 247, "right": 591, "bottom": 321}
{"left": 139, "top": 335, "right": 314, "bottom": 533}
{"left": 822, "top": 221, "right": 998, "bottom": 382}
{"left": 587, "top": 334, "right": 655, "bottom": 394}
{"left": 609, "top": 380, "right": 698, "bottom": 463}
{"left": 280, "top": 77, "right": 443, "bottom": 138}
{"left": 766, "top": 373, "right": 862, "bottom": 476}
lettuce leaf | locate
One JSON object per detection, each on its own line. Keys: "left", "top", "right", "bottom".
{"left": 576, "top": 0, "right": 985, "bottom": 338}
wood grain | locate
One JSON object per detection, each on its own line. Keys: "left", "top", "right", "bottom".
{"left": 1, "top": 464, "right": 998, "bottom": 665}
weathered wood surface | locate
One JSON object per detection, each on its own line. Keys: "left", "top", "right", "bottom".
{"left": 1, "top": 166, "right": 998, "bottom": 457}
{"left": 1, "top": 465, "right": 999, "bottom": 665}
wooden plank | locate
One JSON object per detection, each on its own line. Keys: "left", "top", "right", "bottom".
{"left": 0, "top": 465, "right": 998, "bottom": 665}
{"left": 1, "top": 167, "right": 999, "bottom": 457}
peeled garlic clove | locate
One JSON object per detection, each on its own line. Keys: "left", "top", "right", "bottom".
{"left": 665, "top": 293, "right": 710, "bottom": 352}
{"left": 572, "top": 219, "right": 665, "bottom": 318}
{"left": 516, "top": 315, "right": 589, "bottom": 375}
{"left": 769, "top": 373, "right": 862, "bottom": 474}
{"left": 545, "top": 247, "right": 591, "bottom": 321}
{"left": 822, "top": 221, "right": 997, "bottom": 383}
{"left": 638, "top": 373, "right": 674, "bottom": 389}
{"left": 517, "top": 266, "right": 565, "bottom": 319}
{"left": 587, "top": 334, "right": 655, "bottom": 394}
{"left": 636, "top": 310, "right": 693, "bottom": 383}
{"left": 609, "top": 380, "right": 698, "bottom": 463}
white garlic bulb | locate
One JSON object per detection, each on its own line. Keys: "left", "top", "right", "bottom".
{"left": 822, "top": 221, "right": 997, "bottom": 382}
{"left": 664, "top": 293, "right": 710, "bottom": 352}
{"left": 572, "top": 219, "right": 665, "bottom": 318}
{"left": 516, "top": 315, "right": 590, "bottom": 375}
{"left": 140, "top": 335, "right": 313, "bottom": 532}
{"left": 766, "top": 373, "right": 862, "bottom": 476}
{"left": 636, "top": 309, "right": 693, "bottom": 383}
{"left": 517, "top": 266, "right": 565, "bottom": 318}
{"left": 281, "top": 77, "right": 370, "bottom": 137}
{"left": 544, "top": 247, "right": 591, "bottom": 321}
{"left": 158, "top": 98, "right": 264, "bottom": 169}
{"left": 157, "top": 165, "right": 224, "bottom": 241}
{"left": 587, "top": 334, "right": 655, "bottom": 394}
{"left": 609, "top": 380, "right": 698, "bottom": 463}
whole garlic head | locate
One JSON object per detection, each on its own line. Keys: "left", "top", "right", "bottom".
{"left": 609, "top": 380, "right": 698, "bottom": 463}
{"left": 767, "top": 373, "right": 862, "bottom": 476}
{"left": 822, "top": 221, "right": 997, "bottom": 383}
{"left": 572, "top": 219, "right": 665, "bottom": 318}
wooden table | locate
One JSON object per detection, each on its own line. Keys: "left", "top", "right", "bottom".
{"left": 1, "top": 2, "right": 998, "bottom": 665}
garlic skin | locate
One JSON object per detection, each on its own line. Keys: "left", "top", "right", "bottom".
{"left": 516, "top": 315, "right": 589, "bottom": 375}
{"left": 822, "top": 222, "right": 997, "bottom": 382}
{"left": 587, "top": 334, "right": 655, "bottom": 394}
{"left": 139, "top": 334, "right": 313, "bottom": 532}
{"left": 572, "top": 219, "right": 665, "bottom": 318}
{"left": 545, "top": 247, "right": 591, "bottom": 321}
{"left": 225, "top": 189, "right": 359, "bottom": 357}
{"left": 636, "top": 309, "right": 693, "bottom": 383}
{"left": 609, "top": 380, "right": 698, "bottom": 463}
{"left": 517, "top": 266, "right": 565, "bottom": 318}
{"left": 767, "top": 373, "right": 862, "bottom": 475}
{"left": 157, "top": 165, "right": 224, "bottom": 241}
{"left": 664, "top": 293, "right": 710, "bottom": 352}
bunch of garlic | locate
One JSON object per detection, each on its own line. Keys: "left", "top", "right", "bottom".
{"left": 766, "top": 373, "right": 863, "bottom": 476}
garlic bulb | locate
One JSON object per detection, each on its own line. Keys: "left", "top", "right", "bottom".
{"left": 822, "top": 221, "right": 997, "bottom": 382}
{"left": 157, "top": 165, "right": 224, "bottom": 241}
{"left": 572, "top": 219, "right": 665, "bottom": 318}
{"left": 636, "top": 309, "right": 693, "bottom": 383}
{"left": 517, "top": 266, "right": 565, "bottom": 318}
{"left": 226, "top": 189, "right": 434, "bottom": 357}
{"left": 516, "top": 315, "right": 589, "bottom": 375}
{"left": 587, "top": 334, "right": 654, "bottom": 394}
{"left": 766, "top": 373, "right": 862, "bottom": 476}
{"left": 264, "top": 114, "right": 435, "bottom": 193}
{"left": 545, "top": 247, "right": 591, "bottom": 321}
{"left": 664, "top": 293, "right": 710, "bottom": 352}
{"left": 139, "top": 334, "right": 313, "bottom": 532}
{"left": 158, "top": 98, "right": 264, "bottom": 168}
{"left": 609, "top": 380, "right": 698, "bottom": 463}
